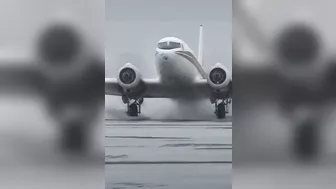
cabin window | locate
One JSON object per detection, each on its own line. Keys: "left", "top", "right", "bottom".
{"left": 158, "top": 41, "right": 181, "bottom": 50}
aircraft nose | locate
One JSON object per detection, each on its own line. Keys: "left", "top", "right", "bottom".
{"left": 158, "top": 52, "right": 169, "bottom": 61}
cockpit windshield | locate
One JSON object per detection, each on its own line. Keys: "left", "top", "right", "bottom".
{"left": 158, "top": 41, "right": 181, "bottom": 50}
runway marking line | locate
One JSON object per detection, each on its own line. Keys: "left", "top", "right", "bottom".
{"left": 105, "top": 161, "right": 232, "bottom": 165}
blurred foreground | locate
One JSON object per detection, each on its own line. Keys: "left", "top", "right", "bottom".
{"left": 234, "top": 0, "right": 336, "bottom": 188}
{"left": 0, "top": 0, "right": 104, "bottom": 188}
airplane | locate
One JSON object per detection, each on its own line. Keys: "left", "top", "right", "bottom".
{"left": 234, "top": 0, "right": 336, "bottom": 161}
{"left": 105, "top": 25, "right": 233, "bottom": 119}
{"left": 0, "top": 16, "right": 104, "bottom": 154}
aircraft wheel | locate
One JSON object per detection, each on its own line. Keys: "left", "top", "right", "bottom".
{"left": 128, "top": 103, "right": 139, "bottom": 117}
{"left": 61, "top": 121, "right": 88, "bottom": 153}
{"left": 122, "top": 95, "right": 128, "bottom": 104}
{"left": 139, "top": 97, "right": 144, "bottom": 105}
{"left": 216, "top": 103, "right": 226, "bottom": 119}
{"left": 294, "top": 120, "right": 320, "bottom": 161}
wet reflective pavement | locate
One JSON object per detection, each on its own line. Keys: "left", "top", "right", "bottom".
{"left": 105, "top": 120, "right": 232, "bottom": 189}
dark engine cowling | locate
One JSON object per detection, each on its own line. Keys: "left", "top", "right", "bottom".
{"left": 117, "top": 63, "right": 142, "bottom": 90}
{"left": 275, "top": 23, "right": 321, "bottom": 64}
{"left": 36, "top": 22, "right": 83, "bottom": 65}
{"left": 207, "top": 63, "right": 231, "bottom": 90}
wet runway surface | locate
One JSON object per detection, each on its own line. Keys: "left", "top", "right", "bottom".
{"left": 105, "top": 119, "right": 232, "bottom": 189}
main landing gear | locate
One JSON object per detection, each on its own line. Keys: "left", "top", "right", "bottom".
{"left": 122, "top": 95, "right": 143, "bottom": 117}
{"left": 61, "top": 121, "right": 89, "bottom": 153}
{"left": 214, "top": 98, "right": 230, "bottom": 119}
{"left": 293, "top": 118, "right": 320, "bottom": 161}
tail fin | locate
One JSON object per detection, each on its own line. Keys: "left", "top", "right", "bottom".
{"left": 198, "top": 25, "right": 204, "bottom": 66}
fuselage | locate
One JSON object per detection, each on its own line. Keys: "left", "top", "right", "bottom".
{"left": 155, "top": 37, "right": 203, "bottom": 86}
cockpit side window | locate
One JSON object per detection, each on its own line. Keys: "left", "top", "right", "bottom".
{"left": 158, "top": 41, "right": 181, "bottom": 50}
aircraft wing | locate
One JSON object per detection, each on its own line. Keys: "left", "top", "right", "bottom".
{"left": 234, "top": 60, "right": 336, "bottom": 115}
{"left": 105, "top": 78, "right": 231, "bottom": 99}
{"left": 234, "top": 64, "right": 283, "bottom": 101}
{"left": 0, "top": 64, "right": 45, "bottom": 95}
{"left": 0, "top": 48, "right": 46, "bottom": 95}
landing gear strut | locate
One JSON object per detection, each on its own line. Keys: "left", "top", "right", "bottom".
{"left": 214, "top": 98, "right": 230, "bottom": 119}
{"left": 122, "top": 95, "right": 143, "bottom": 117}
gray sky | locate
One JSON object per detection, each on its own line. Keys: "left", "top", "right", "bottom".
{"left": 105, "top": 0, "right": 232, "bottom": 77}
{"left": 236, "top": 0, "right": 336, "bottom": 61}
{"left": 0, "top": 0, "right": 104, "bottom": 50}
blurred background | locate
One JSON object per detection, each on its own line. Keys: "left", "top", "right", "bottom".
{"left": 234, "top": 0, "right": 336, "bottom": 188}
{"left": 105, "top": 0, "right": 232, "bottom": 120}
{"left": 0, "top": 0, "right": 104, "bottom": 188}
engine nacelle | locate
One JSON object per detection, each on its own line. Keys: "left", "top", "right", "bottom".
{"left": 37, "top": 22, "right": 83, "bottom": 65}
{"left": 275, "top": 23, "right": 320, "bottom": 64}
{"left": 207, "top": 63, "right": 231, "bottom": 90}
{"left": 117, "top": 63, "right": 142, "bottom": 89}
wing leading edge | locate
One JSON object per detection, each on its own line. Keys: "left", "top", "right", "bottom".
{"left": 105, "top": 78, "right": 231, "bottom": 99}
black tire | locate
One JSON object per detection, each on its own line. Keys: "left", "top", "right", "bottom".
{"left": 61, "top": 121, "right": 88, "bottom": 153}
{"left": 294, "top": 121, "right": 320, "bottom": 161}
{"left": 129, "top": 103, "right": 138, "bottom": 117}
{"left": 139, "top": 98, "right": 144, "bottom": 105}
{"left": 216, "top": 104, "right": 226, "bottom": 119}
{"left": 122, "top": 95, "right": 128, "bottom": 104}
